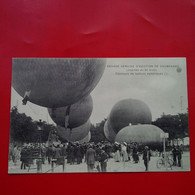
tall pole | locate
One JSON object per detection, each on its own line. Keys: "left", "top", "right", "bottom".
{"left": 161, "top": 132, "right": 168, "bottom": 170}
{"left": 37, "top": 120, "right": 43, "bottom": 173}
{"left": 163, "top": 136, "right": 167, "bottom": 169}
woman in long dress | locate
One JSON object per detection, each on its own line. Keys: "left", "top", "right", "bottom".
{"left": 114, "top": 143, "right": 121, "bottom": 162}
{"left": 121, "top": 142, "right": 128, "bottom": 162}
{"left": 13, "top": 146, "right": 21, "bottom": 166}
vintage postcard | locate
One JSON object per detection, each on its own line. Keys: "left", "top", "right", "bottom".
{"left": 8, "top": 58, "right": 190, "bottom": 173}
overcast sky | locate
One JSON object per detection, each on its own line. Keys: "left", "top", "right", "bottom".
{"left": 11, "top": 58, "right": 188, "bottom": 125}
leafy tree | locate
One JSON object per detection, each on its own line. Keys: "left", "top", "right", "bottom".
{"left": 152, "top": 112, "right": 189, "bottom": 140}
{"left": 10, "top": 107, "right": 56, "bottom": 143}
{"left": 10, "top": 107, "right": 36, "bottom": 143}
{"left": 90, "top": 119, "right": 107, "bottom": 143}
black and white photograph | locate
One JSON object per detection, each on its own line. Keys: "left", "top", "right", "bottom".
{"left": 8, "top": 58, "right": 190, "bottom": 174}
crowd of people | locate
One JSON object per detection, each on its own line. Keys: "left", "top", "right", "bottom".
{"left": 9, "top": 142, "right": 111, "bottom": 172}
{"left": 9, "top": 141, "right": 184, "bottom": 172}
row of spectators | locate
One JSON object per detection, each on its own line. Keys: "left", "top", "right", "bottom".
{"left": 9, "top": 141, "right": 183, "bottom": 172}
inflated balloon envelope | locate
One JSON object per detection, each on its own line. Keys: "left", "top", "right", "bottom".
{"left": 104, "top": 120, "right": 116, "bottom": 142}
{"left": 109, "top": 98, "right": 152, "bottom": 134}
{"left": 57, "top": 120, "right": 91, "bottom": 142}
{"left": 115, "top": 124, "right": 165, "bottom": 145}
{"left": 78, "top": 131, "right": 91, "bottom": 144}
{"left": 48, "top": 95, "right": 93, "bottom": 128}
{"left": 12, "top": 58, "right": 106, "bottom": 108}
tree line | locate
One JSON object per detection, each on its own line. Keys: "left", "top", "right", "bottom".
{"left": 90, "top": 113, "right": 189, "bottom": 142}
{"left": 9, "top": 107, "right": 189, "bottom": 144}
{"left": 10, "top": 107, "right": 55, "bottom": 144}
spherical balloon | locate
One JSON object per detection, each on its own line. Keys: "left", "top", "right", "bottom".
{"left": 104, "top": 120, "right": 116, "bottom": 142}
{"left": 78, "top": 131, "right": 91, "bottom": 143}
{"left": 48, "top": 95, "right": 93, "bottom": 128}
{"left": 115, "top": 124, "right": 164, "bottom": 144}
{"left": 12, "top": 58, "right": 106, "bottom": 108}
{"left": 56, "top": 120, "right": 91, "bottom": 142}
{"left": 109, "top": 99, "right": 152, "bottom": 133}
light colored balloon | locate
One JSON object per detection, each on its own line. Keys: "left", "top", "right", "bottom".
{"left": 12, "top": 58, "right": 106, "bottom": 108}
{"left": 115, "top": 124, "right": 164, "bottom": 144}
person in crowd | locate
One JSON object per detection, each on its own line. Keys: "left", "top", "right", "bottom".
{"left": 172, "top": 145, "right": 177, "bottom": 166}
{"left": 54, "top": 144, "right": 62, "bottom": 164}
{"left": 106, "top": 143, "right": 112, "bottom": 158}
{"left": 11, "top": 145, "right": 17, "bottom": 165}
{"left": 20, "top": 145, "right": 28, "bottom": 170}
{"left": 11, "top": 145, "right": 16, "bottom": 164}
{"left": 41, "top": 144, "right": 47, "bottom": 164}
{"left": 26, "top": 145, "right": 33, "bottom": 167}
{"left": 99, "top": 147, "right": 109, "bottom": 172}
{"left": 61, "top": 144, "right": 67, "bottom": 160}
{"left": 126, "top": 143, "right": 131, "bottom": 161}
{"left": 66, "top": 143, "right": 71, "bottom": 164}
{"left": 94, "top": 145, "right": 101, "bottom": 172}
{"left": 75, "top": 143, "right": 83, "bottom": 164}
{"left": 66, "top": 142, "right": 75, "bottom": 164}
{"left": 121, "top": 142, "right": 128, "bottom": 162}
{"left": 13, "top": 145, "right": 21, "bottom": 166}
{"left": 176, "top": 145, "right": 183, "bottom": 167}
{"left": 82, "top": 143, "right": 88, "bottom": 161}
{"left": 142, "top": 146, "right": 151, "bottom": 171}
{"left": 46, "top": 145, "right": 54, "bottom": 164}
{"left": 132, "top": 143, "right": 139, "bottom": 163}
{"left": 94, "top": 144, "right": 100, "bottom": 159}
{"left": 85, "top": 145, "right": 96, "bottom": 172}
{"left": 113, "top": 142, "right": 121, "bottom": 162}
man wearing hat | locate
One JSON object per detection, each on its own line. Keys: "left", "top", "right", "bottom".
{"left": 99, "top": 148, "right": 109, "bottom": 172}
{"left": 143, "top": 146, "right": 151, "bottom": 171}
{"left": 113, "top": 142, "right": 121, "bottom": 162}
{"left": 85, "top": 145, "right": 96, "bottom": 172}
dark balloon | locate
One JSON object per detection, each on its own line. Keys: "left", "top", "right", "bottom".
{"left": 115, "top": 124, "right": 164, "bottom": 144}
{"left": 109, "top": 99, "right": 152, "bottom": 134}
{"left": 56, "top": 120, "right": 91, "bottom": 142}
{"left": 104, "top": 120, "right": 116, "bottom": 142}
{"left": 12, "top": 58, "right": 106, "bottom": 108}
{"left": 48, "top": 95, "right": 93, "bottom": 128}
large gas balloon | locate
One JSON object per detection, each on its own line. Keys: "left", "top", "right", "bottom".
{"left": 57, "top": 120, "right": 91, "bottom": 142}
{"left": 12, "top": 58, "right": 106, "bottom": 108}
{"left": 78, "top": 132, "right": 91, "bottom": 144}
{"left": 48, "top": 95, "right": 93, "bottom": 128}
{"left": 115, "top": 124, "right": 164, "bottom": 144}
{"left": 109, "top": 99, "right": 152, "bottom": 134}
{"left": 104, "top": 120, "right": 116, "bottom": 142}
